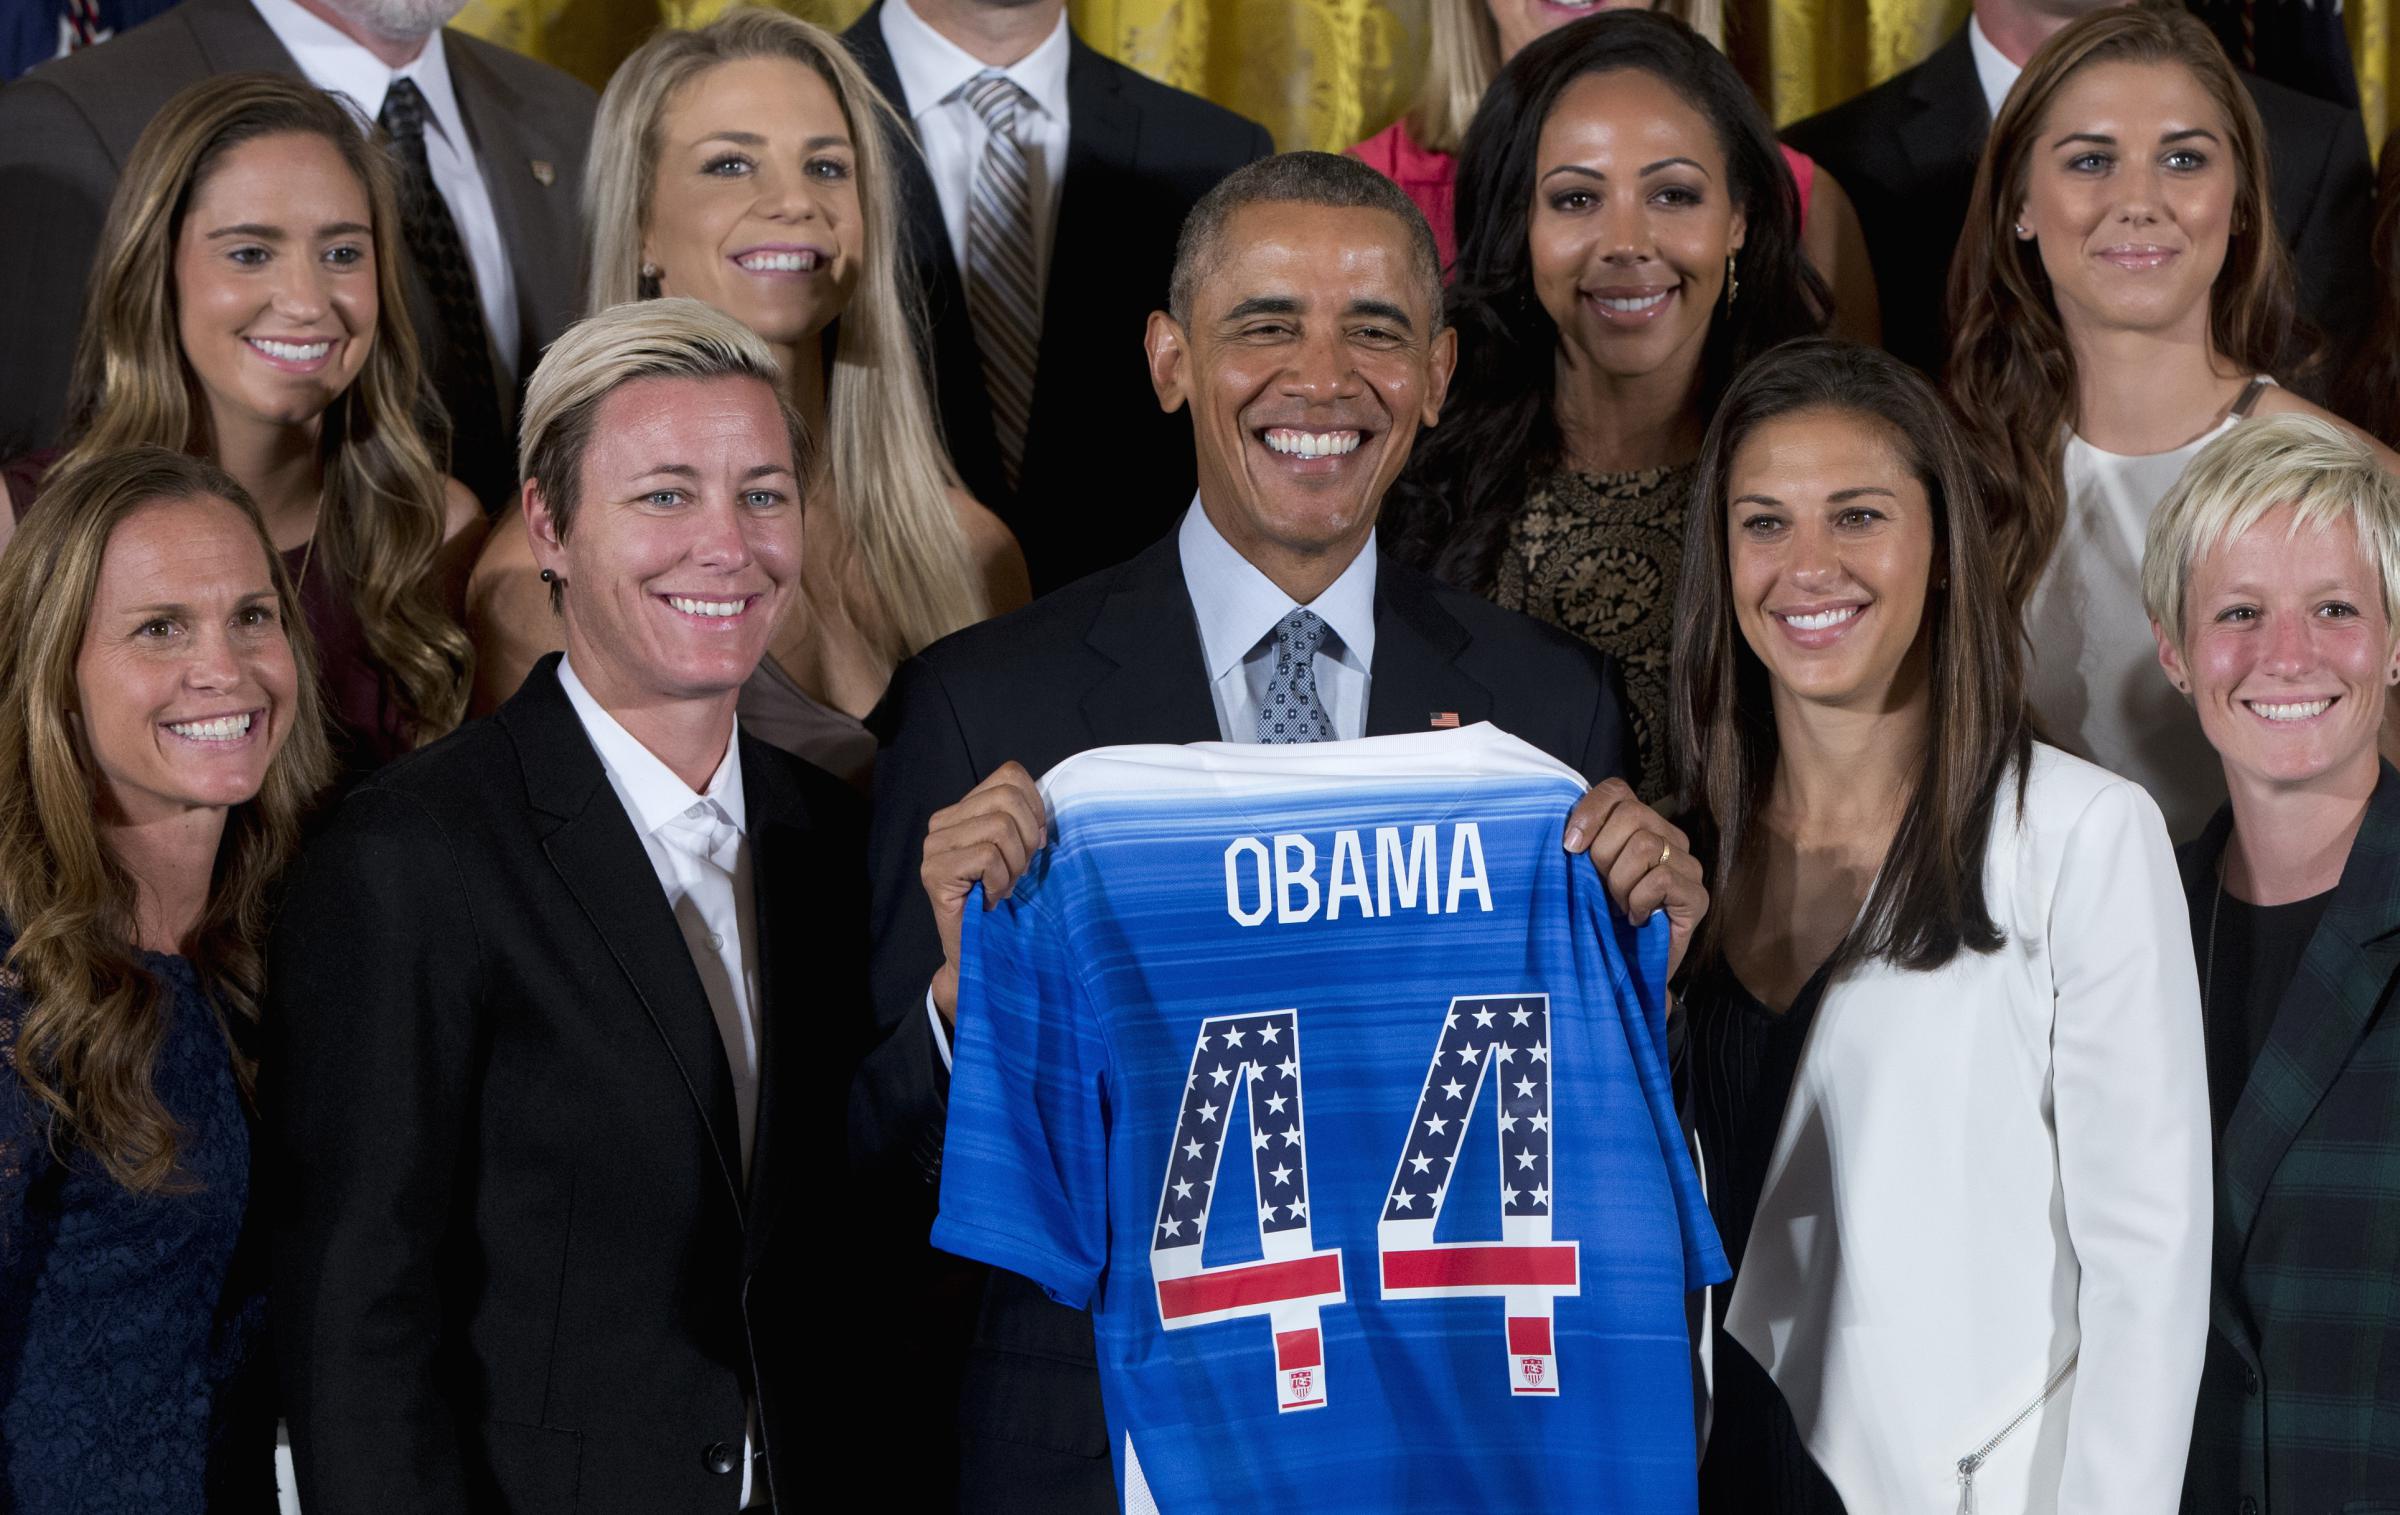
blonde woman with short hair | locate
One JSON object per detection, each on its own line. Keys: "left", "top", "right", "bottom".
{"left": 468, "top": 7, "right": 1028, "bottom": 787}
{"left": 2141, "top": 413, "right": 2400, "bottom": 1511}
{"left": 1351, "top": 0, "right": 1878, "bottom": 341}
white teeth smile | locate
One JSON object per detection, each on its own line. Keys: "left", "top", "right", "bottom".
{"left": 2248, "top": 698, "right": 2333, "bottom": 722}
{"left": 168, "top": 713, "right": 253, "bottom": 741}
{"left": 737, "top": 250, "right": 820, "bottom": 272}
{"left": 1779, "top": 606, "right": 1859, "bottom": 632}
{"left": 249, "top": 338, "right": 330, "bottom": 361}
{"left": 1597, "top": 292, "right": 1671, "bottom": 313}
{"left": 1263, "top": 429, "right": 1362, "bottom": 458}
{"left": 667, "top": 595, "right": 747, "bottom": 618}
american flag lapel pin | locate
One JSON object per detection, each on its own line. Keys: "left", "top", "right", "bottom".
{"left": 1430, "top": 711, "right": 1460, "bottom": 729}
{"left": 529, "top": 159, "right": 555, "bottom": 186}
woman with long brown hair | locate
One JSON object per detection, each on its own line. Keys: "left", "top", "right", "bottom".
{"left": 1671, "top": 338, "right": 2208, "bottom": 1512}
{"left": 0, "top": 447, "right": 330, "bottom": 1510}
{"left": 1947, "top": 2, "right": 2395, "bottom": 839}
{"left": 5, "top": 72, "right": 480, "bottom": 781}
{"left": 468, "top": 8, "right": 1027, "bottom": 786}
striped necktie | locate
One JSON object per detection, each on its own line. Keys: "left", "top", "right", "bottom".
{"left": 958, "top": 69, "right": 1041, "bottom": 491}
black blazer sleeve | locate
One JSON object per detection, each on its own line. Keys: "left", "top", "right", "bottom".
{"left": 853, "top": 653, "right": 974, "bottom": 1204}
{"left": 2280, "top": 93, "right": 2376, "bottom": 346}
{"left": 1577, "top": 652, "right": 1635, "bottom": 790}
{"left": 266, "top": 784, "right": 486, "bottom": 1512}
{"left": 0, "top": 77, "right": 114, "bottom": 456}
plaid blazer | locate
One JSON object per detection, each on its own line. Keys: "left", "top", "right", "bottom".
{"left": 2179, "top": 762, "right": 2400, "bottom": 1514}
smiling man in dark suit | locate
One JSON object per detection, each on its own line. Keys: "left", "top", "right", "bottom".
{"left": 856, "top": 151, "right": 1707, "bottom": 1514}
{"left": 1783, "top": 0, "right": 2373, "bottom": 377}
{"left": 844, "top": 0, "right": 1273, "bottom": 593}
{"left": 0, "top": 0, "right": 593, "bottom": 507}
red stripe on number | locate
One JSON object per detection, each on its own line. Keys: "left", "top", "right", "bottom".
{"left": 1507, "top": 1316, "right": 1553, "bottom": 1356}
{"left": 1275, "top": 1328, "right": 1322, "bottom": 1370}
{"left": 1381, "top": 1245, "right": 1578, "bottom": 1289}
{"left": 1158, "top": 1254, "right": 1343, "bottom": 1319}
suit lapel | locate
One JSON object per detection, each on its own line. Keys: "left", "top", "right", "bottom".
{"left": 1079, "top": 534, "right": 1221, "bottom": 744}
{"left": 1900, "top": 27, "right": 1993, "bottom": 184}
{"left": 1363, "top": 563, "right": 1495, "bottom": 738}
{"left": 506, "top": 659, "right": 747, "bottom": 1207}
{"left": 740, "top": 738, "right": 819, "bottom": 1266}
{"left": 1021, "top": 38, "right": 1139, "bottom": 485}
{"left": 184, "top": 0, "right": 298, "bottom": 75}
{"left": 2217, "top": 764, "right": 2400, "bottom": 1271}
{"left": 441, "top": 38, "right": 567, "bottom": 368}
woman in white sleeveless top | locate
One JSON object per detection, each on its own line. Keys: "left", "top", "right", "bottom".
{"left": 1948, "top": 6, "right": 2395, "bottom": 840}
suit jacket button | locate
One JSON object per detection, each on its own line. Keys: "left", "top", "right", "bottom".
{"left": 2243, "top": 1367, "right": 2260, "bottom": 1395}
{"left": 703, "top": 1441, "right": 738, "bottom": 1475}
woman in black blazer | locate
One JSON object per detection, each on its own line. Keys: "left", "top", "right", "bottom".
{"left": 265, "top": 299, "right": 871, "bottom": 1514}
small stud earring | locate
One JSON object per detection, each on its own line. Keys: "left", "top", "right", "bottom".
{"left": 639, "top": 262, "right": 659, "bottom": 280}
{"left": 538, "top": 568, "right": 556, "bottom": 584}
{"left": 2014, "top": 223, "right": 2030, "bottom": 238}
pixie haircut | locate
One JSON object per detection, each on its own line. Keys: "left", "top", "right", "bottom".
{"left": 1168, "top": 151, "right": 1445, "bottom": 328}
{"left": 520, "top": 297, "right": 807, "bottom": 542}
{"left": 2142, "top": 413, "right": 2400, "bottom": 647}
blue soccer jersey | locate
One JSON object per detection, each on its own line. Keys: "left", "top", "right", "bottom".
{"left": 933, "top": 726, "right": 1728, "bottom": 1513}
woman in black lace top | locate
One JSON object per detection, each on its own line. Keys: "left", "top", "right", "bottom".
{"left": 1382, "top": 11, "right": 1827, "bottom": 797}
{"left": 0, "top": 449, "right": 328, "bottom": 1510}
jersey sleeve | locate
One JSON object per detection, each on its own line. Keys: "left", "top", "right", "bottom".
{"left": 1580, "top": 866, "right": 1730, "bottom": 1292}
{"left": 930, "top": 870, "right": 1113, "bottom": 1310}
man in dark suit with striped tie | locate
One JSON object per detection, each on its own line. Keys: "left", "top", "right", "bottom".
{"left": 844, "top": 0, "right": 1274, "bottom": 593}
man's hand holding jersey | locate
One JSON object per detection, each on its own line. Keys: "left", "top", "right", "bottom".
{"left": 921, "top": 761, "right": 1046, "bottom": 1025}
{"left": 919, "top": 766, "right": 1708, "bottom": 1025}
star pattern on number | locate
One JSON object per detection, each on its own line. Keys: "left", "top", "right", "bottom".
{"left": 1385, "top": 997, "right": 1555, "bottom": 1222}
{"left": 1156, "top": 1011, "right": 1313, "bottom": 1250}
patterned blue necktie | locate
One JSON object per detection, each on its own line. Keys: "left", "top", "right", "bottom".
{"left": 1256, "top": 609, "right": 1334, "bottom": 744}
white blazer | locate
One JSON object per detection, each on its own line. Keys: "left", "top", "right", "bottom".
{"left": 1722, "top": 744, "right": 2210, "bottom": 1514}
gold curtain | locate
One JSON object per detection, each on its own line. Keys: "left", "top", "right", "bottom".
{"left": 455, "top": 0, "right": 2393, "bottom": 154}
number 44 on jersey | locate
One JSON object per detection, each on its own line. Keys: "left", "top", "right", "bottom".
{"left": 1148, "top": 995, "right": 1581, "bottom": 1413}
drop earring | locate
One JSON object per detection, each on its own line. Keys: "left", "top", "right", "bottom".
{"left": 1723, "top": 251, "right": 1739, "bottom": 308}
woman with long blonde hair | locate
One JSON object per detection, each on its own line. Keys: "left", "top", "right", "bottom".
{"left": 1352, "top": 0, "right": 1878, "bottom": 341}
{"left": 469, "top": 7, "right": 1028, "bottom": 786}
{"left": 1947, "top": 2, "right": 2397, "bottom": 840}
{"left": 0, "top": 446, "right": 331, "bottom": 1509}
{"left": 5, "top": 73, "right": 481, "bottom": 781}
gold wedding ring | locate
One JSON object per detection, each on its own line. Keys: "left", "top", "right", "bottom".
{"left": 1658, "top": 837, "right": 1673, "bottom": 868}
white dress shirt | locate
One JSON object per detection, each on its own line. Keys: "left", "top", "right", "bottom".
{"left": 926, "top": 503, "right": 1379, "bottom": 1069}
{"left": 248, "top": 0, "right": 522, "bottom": 384}
{"left": 1177, "top": 498, "right": 1377, "bottom": 743}
{"left": 1968, "top": 14, "right": 2023, "bottom": 123}
{"left": 877, "top": 0, "right": 1072, "bottom": 290}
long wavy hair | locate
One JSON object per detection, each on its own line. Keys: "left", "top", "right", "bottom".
{"left": 1946, "top": 2, "right": 2296, "bottom": 611}
{"left": 1670, "top": 340, "right": 2031, "bottom": 982}
{"left": 1406, "top": 0, "right": 1730, "bottom": 155}
{"left": 587, "top": 7, "right": 984, "bottom": 660}
{"left": 0, "top": 447, "right": 332, "bottom": 1194}
{"left": 1384, "top": 10, "right": 1829, "bottom": 586}
{"left": 56, "top": 72, "right": 472, "bottom": 742}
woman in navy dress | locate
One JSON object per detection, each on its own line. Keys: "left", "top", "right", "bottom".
{"left": 0, "top": 447, "right": 329, "bottom": 1510}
